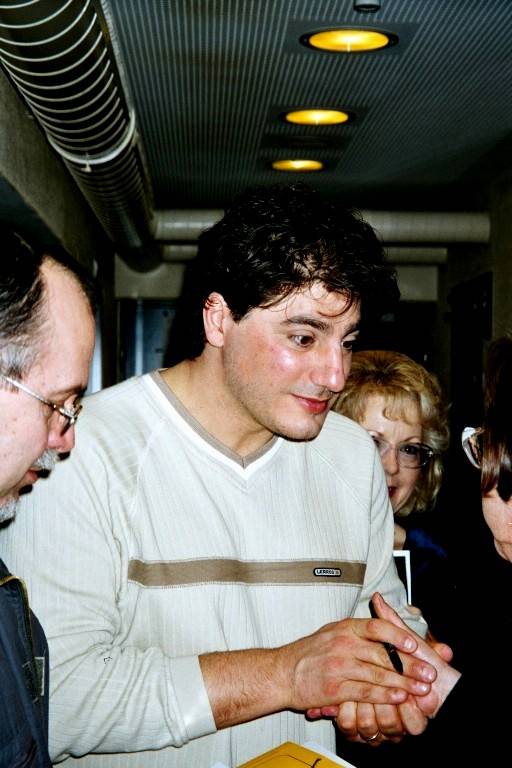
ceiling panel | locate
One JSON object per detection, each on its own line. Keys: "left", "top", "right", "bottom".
{"left": 103, "top": 0, "right": 512, "bottom": 209}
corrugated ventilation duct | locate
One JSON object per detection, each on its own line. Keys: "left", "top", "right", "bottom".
{"left": 0, "top": 0, "right": 160, "bottom": 271}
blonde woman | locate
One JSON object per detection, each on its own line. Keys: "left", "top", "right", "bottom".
{"left": 333, "top": 350, "right": 456, "bottom": 767}
{"left": 333, "top": 350, "right": 453, "bottom": 642}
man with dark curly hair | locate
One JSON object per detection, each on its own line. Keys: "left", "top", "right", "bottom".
{"left": 2, "top": 185, "right": 442, "bottom": 767}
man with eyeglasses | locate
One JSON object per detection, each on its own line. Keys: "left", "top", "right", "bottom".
{"left": 0, "top": 228, "right": 95, "bottom": 767}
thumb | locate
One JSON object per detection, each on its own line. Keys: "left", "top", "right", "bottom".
{"left": 371, "top": 592, "right": 408, "bottom": 629}
{"left": 373, "top": 594, "right": 455, "bottom": 664}
{"left": 373, "top": 593, "right": 448, "bottom": 668}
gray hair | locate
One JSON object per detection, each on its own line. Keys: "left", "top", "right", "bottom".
{"left": 0, "top": 228, "right": 97, "bottom": 381}
{"left": 0, "top": 229, "right": 46, "bottom": 379}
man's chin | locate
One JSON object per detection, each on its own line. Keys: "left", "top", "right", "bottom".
{"left": 277, "top": 421, "right": 324, "bottom": 442}
{"left": 0, "top": 495, "right": 18, "bottom": 524}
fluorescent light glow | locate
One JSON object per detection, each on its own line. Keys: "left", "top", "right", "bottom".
{"left": 284, "top": 109, "right": 350, "bottom": 126}
{"left": 306, "top": 28, "right": 393, "bottom": 52}
{"left": 272, "top": 159, "right": 324, "bottom": 172}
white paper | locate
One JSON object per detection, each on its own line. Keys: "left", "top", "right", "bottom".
{"left": 393, "top": 548, "right": 412, "bottom": 603}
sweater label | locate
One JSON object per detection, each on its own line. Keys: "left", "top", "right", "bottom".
{"left": 314, "top": 567, "right": 341, "bottom": 577}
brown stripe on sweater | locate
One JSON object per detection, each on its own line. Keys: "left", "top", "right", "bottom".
{"left": 128, "top": 558, "right": 366, "bottom": 587}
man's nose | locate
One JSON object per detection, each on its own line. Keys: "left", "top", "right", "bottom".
{"left": 47, "top": 421, "right": 76, "bottom": 453}
{"left": 312, "top": 346, "right": 348, "bottom": 393}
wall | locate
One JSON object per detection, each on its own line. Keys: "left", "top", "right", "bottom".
{"left": 488, "top": 179, "right": 512, "bottom": 337}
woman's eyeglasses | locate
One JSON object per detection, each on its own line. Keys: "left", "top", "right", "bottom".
{"left": 461, "top": 426, "right": 484, "bottom": 469}
{"left": 371, "top": 437, "right": 434, "bottom": 468}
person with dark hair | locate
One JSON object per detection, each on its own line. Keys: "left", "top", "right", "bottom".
{"left": 1, "top": 185, "right": 442, "bottom": 767}
{"left": 181, "top": 184, "right": 398, "bottom": 361}
{"left": 0, "top": 228, "right": 96, "bottom": 767}
{"left": 369, "top": 335, "right": 512, "bottom": 763}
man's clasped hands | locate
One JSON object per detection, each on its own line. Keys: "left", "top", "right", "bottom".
{"left": 303, "top": 592, "right": 460, "bottom": 746}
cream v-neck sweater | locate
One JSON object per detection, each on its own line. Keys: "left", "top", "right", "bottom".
{"left": 1, "top": 371, "right": 425, "bottom": 767}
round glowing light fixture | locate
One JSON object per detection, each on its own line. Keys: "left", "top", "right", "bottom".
{"left": 284, "top": 109, "right": 350, "bottom": 126}
{"left": 272, "top": 159, "right": 323, "bottom": 172}
{"left": 302, "top": 28, "right": 397, "bottom": 53}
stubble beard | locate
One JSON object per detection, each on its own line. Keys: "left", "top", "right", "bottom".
{"left": 33, "top": 449, "right": 58, "bottom": 472}
{"left": 0, "top": 449, "right": 58, "bottom": 524}
{"left": 0, "top": 495, "right": 18, "bottom": 524}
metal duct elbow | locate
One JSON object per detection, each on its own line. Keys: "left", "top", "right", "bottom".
{"left": 0, "top": 0, "right": 160, "bottom": 271}
{"left": 155, "top": 210, "right": 225, "bottom": 242}
{"left": 362, "top": 211, "right": 490, "bottom": 244}
{"left": 154, "top": 209, "right": 491, "bottom": 245}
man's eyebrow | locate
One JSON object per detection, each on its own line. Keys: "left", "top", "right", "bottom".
{"left": 51, "top": 385, "right": 87, "bottom": 402}
{"left": 282, "top": 316, "right": 330, "bottom": 331}
{"left": 282, "top": 315, "right": 360, "bottom": 334}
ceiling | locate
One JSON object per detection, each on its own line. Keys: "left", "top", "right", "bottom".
{"left": 104, "top": 0, "right": 512, "bottom": 212}
{"left": 1, "top": 0, "right": 512, "bottom": 270}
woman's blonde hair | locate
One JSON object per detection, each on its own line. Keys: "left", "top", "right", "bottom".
{"left": 333, "top": 349, "right": 449, "bottom": 516}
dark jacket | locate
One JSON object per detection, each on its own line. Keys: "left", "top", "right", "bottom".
{"left": 0, "top": 558, "right": 51, "bottom": 767}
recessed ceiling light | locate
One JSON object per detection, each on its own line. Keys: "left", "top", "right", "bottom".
{"left": 302, "top": 28, "right": 397, "bottom": 53}
{"left": 354, "top": 0, "right": 381, "bottom": 11}
{"left": 284, "top": 109, "right": 350, "bottom": 126}
{"left": 272, "top": 159, "right": 324, "bottom": 172}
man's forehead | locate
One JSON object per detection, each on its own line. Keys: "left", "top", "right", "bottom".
{"left": 27, "top": 350, "right": 89, "bottom": 400}
{"left": 33, "top": 263, "right": 95, "bottom": 396}
{"left": 271, "top": 285, "right": 359, "bottom": 319}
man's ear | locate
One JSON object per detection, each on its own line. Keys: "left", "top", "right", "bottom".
{"left": 203, "top": 292, "right": 231, "bottom": 347}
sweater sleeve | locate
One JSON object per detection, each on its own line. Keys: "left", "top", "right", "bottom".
{"left": 0, "top": 435, "right": 216, "bottom": 761}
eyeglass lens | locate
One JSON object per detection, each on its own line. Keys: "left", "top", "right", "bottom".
{"left": 398, "top": 444, "right": 430, "bottom": 467}
{"left": 373, "top": 438, "right": 432, "bottom": 468}
{"left": 465, "top": 432, "right": 482, "bottom": 468}
{"left": 57, "top": 401, "right": 82, "bottom": 433}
